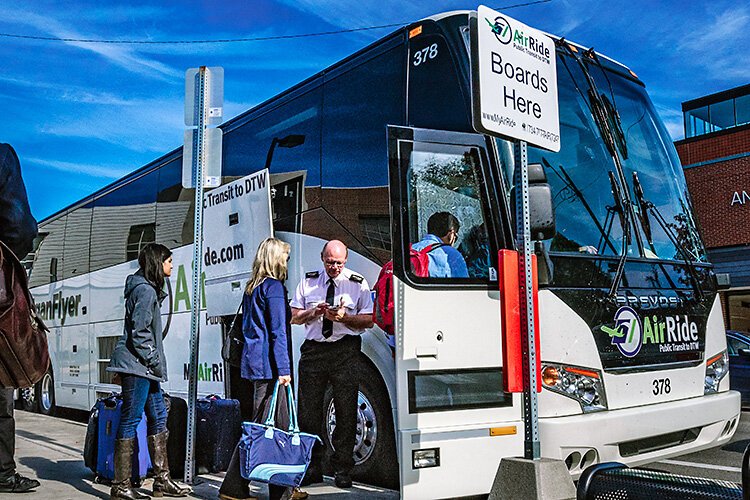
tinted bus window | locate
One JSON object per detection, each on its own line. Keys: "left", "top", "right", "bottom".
{"left": 90, "top": 170, "right": 158, "bottom": 271}
{"left": 319, "top": 46, "right": 404, "bottom": 262}
{"left": 223, "top": 84, "right": 322, "bottom": 221}
{"left": 63, "top": 202, "right": 93, "bottom": 279}
{"left": 28, "top": 216, "right": 66, "bottom": 287}
{"left": 408, "top": 33, "right": 471, "bottom": 133}
{"left": 156, "top": 158, "right": 194, "bottom": 249}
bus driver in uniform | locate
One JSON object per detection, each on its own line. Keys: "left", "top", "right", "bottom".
{"left": 291, "top": 240, "right": 373, "bottom": 489}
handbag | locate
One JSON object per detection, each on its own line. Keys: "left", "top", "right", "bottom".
{"left": 239, "top": 382, "right": 322, "bottom": 487}
{"left": 0, "top": 239, "right": 50, "bottom": 388}
{"left": 221, "top": 303, "right": 244, "bottom": 368}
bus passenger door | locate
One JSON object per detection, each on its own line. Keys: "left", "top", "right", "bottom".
{"left": 387, "top": 126, "right": 522, "bottom": 499}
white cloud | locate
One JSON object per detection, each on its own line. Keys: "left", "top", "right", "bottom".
{"left": 0, "top": 7, "right": 181, "bottom": 80}
{"left": 26, "top": 157, "right": 131, "bottom": 179}
{"left": 39, "top": 95, "right": 184, "bottom": 153}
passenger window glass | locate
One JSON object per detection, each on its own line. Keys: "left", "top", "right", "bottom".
{"left": 91, "top": 170, "right": 158, "bottom": 271}
{"left": 63, "top": 202, "right": 93, "bottom": 279}
{"left": 320, "top": 46, "right": 402, "bottom": 263}
{"left": 156, "top": 158, "right": 194, "bottom": 249}
{"left": 405, "top": 143, "right": 491, "bottom": 280}
{"left": 408, "top": 33, "right": 471, "bottom": 133}
{"left": 28, "top": 216, "right": 66, "bottom": 287}
{"left": 223, "top": 84, "right": 322, "bottom": 220}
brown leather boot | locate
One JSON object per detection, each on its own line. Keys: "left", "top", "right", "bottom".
{"left": 110, "top": 438, "right": 149, "bottom": 500}
{"left": 147, "top": 430, "right": 192, "bottom": 497}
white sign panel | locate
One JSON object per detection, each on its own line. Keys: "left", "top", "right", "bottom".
{"left": 182, "top": 127, "right": 223, "bottom": 189}
{"left": 202, "top": 169, "right": 273, "bottom": 316}
{"left": 472, "top": 5, "right": 560, "bottom": 152}
{"left": 184, "top": 67, "right": 224, "bottom": 127}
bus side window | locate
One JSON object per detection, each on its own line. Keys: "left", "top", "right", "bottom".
{"left": 405, "top": 144, "right": 491, "bottom": 280}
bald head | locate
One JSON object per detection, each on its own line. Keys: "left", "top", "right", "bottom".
{"left": 322, "top": 240, "right": 348, "bottom": 278}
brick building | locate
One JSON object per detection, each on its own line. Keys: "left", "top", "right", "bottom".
{"left": 675, "top": 83, "right": 750, "bottom": 332}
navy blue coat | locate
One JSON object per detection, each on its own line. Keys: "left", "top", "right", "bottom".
{"left": 0, "top": 144, "right": 37, "bottom": 258}
{"left": 108, "top": 271, "right": 168, "bottom": 382}
{"left": 241, "top": 278, "right": 292, "bottom": 381}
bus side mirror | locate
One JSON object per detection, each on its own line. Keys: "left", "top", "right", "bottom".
{"left": 528, "top": 163, "right": 555, "bottom": 240}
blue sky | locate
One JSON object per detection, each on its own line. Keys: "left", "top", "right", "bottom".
{"left": 1, "top": 0, "right": 748, "bottom": 221}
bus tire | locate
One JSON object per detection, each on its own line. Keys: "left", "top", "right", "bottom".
{"left": 321, "top": 358, "right": 398, "bottom": 490}
{"left": 36, "top": 367, "right": 55, "bottom": 416}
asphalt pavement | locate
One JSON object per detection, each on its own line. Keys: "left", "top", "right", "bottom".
{"left": 11, "top": 408, "right": 750, "bottom": 499}
{"left": 10, "top": 410, "right": 398, "bottom": 500}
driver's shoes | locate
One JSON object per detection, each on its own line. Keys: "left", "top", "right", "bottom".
{"left": 0, "top": 473, "right": 40, "bottom": 493}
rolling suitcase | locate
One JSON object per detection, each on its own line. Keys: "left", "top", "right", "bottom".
{"left": 196, "top": 396, "right": 241, "bottom": 472}
{"left": 163, "top": 393, "right": 188, "bottom": 477}
{"left": 95, "top": 395, "right": 152, "bottom": 483}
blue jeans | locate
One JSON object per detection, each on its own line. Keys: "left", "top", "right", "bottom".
{"left": 117, "top": 374, "right": 167, "bottom": 439}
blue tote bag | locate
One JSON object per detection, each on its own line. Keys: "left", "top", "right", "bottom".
{"left": 239, "top": 382, "right": 321, "bottom": 487}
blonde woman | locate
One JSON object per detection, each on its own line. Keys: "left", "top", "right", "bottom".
{"left": 219, "top": 238, "right": 307, "bottom": 500}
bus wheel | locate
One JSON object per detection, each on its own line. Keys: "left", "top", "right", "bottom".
{"left": 322, "top": 360, "right": 398, "bottom": 489}
{"left": 36, "top": 368, "right": 55, "bottom": 416}
{"left": 19, "top": 387, "right": 36, "bottom": 412}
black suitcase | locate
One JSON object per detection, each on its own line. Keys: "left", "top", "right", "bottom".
{"left": 196, "top": 396, "right": 241, "bottom": 472}
{"left": 83, "top": 402, "right": 99, "bottom": 474}
{"left": 163, "top": 393, "right": 188, "bottom": 477}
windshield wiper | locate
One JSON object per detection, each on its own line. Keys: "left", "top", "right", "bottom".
{"left": 541, "top": 157, "right": 618, "bottom": 255}
{"left": 584, "top": 48, "right": 628, "bottom": 160}
{"left": 631, "top": 172, "right": 704, "bottom": 300}
{"left": 608, "top": 171, "right": 631, "bottom": 297}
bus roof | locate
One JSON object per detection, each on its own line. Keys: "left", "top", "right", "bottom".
{"left": 39, "top": 10, "right": 637, "bottom": 225}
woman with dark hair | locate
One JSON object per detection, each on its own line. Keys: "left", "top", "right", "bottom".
{"left": 107, "top": 243, "right": 191, "bottom": 500}
{"left": 219, "top": 237, "right": 307, "bottom": 500}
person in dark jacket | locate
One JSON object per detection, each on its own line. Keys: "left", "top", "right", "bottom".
{"left": 219, "top": 237, "right": 307, "bottom": 500}
{"left": 107, "top": 243, "right": 191, "bottom": 500}
{"left": 0, "top": 143, "right": 40, "bottom": 493}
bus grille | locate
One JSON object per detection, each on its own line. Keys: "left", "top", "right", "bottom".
{"left": 618, "top": 427, "right": 701, "bottom": 458}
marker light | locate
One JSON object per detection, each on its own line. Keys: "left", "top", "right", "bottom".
{"left": 412, "top": 448, "right": 440, "bottom": 469}
{"left": 705, "top": 351, "right": 729, "bottom": 394}
{"left": 409, "top": 26, "right": 423, "bottom": 39}
{"left": 542, "top": 363, "right": 607, "bottom": 413}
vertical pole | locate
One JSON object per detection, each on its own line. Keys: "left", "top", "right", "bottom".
{"left": 184, "top": 66, "right": 208, "bottom": 484}
{"left": 514, "top": 140, "right": 540, "bottom": 460}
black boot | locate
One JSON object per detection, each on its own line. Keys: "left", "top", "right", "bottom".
{"left": 110, "top": 438, "right": 149, "bottom": 500}
{"left": 148, "top": 431, "right": 192, "bottom": 497}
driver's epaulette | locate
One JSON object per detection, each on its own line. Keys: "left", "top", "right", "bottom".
{"left": 305, "top": 271, "right": 320, "bottom": 279}
{"left": 349, "top": 273, "right": 364, "bottom": 283}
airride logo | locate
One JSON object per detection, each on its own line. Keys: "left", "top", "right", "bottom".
{"left": 485, "top": 15, "right": 552, "bottom": 63}
{"left": 601, "top": 307, "right": 700, "bottom": 358}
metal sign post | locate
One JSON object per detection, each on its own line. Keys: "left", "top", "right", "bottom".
{"left": 182, "top": 66, "right": 223, "bottom": 484}
{"left": 514, "top": 140, "right": 540, "bottom": 460}
{"left": 471, "top": 5, "right": 558, "bottom": 462}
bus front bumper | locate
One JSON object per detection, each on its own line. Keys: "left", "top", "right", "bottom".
{"left": 539, "top": 390, "right": 741, "bottom": 477}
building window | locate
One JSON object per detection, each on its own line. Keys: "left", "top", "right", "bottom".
{"left": 683, "top": 89, "right": 750, "bottom": 138}
{"left": 728, "top": 293, "right": 750, "bottom": 333}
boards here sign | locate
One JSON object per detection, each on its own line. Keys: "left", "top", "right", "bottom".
{"left": 471, "top": 5, "right": 560, "bottom": 152}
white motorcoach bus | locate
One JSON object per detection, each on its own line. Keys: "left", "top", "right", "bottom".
{"left": 23, "top": 10, "right": 739, "bottom": 499}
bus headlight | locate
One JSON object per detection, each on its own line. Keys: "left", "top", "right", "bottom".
{"left": 541, "top": 363, "right": 607, "bottom": 413}
{"left": 704, "top": 351, "right": 729, "bottom": 394}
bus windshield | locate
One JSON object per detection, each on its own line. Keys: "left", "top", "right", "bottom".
{"left": 500, "top": 52, "right": 706, "bottom": 264}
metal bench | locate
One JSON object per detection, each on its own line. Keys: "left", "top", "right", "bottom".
{"left": 577, "top": 442, "right": 750, "bottom": 500}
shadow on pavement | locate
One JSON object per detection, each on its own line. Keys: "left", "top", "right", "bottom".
{"left": 722, "top": 438, "right": 750, "bottom": 454}
{"left": 19, "top": 456, "right": 109, "bottom": 500}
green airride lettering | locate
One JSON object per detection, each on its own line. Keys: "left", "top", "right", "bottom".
{"left": 601, "top": 308, "right": 700, "bottom": 358}
{"left": 183, "top": 362, "right": 224, "bottom": 382}
{"left": 172, "top": 263, "right": 207, "bottom": 313}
